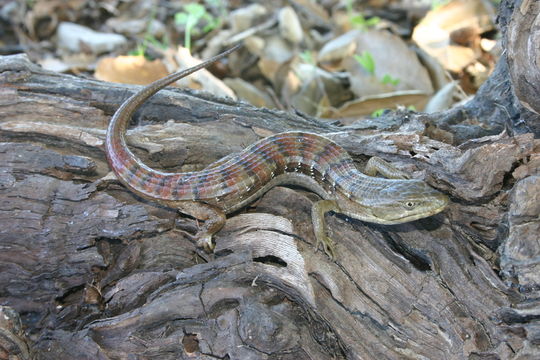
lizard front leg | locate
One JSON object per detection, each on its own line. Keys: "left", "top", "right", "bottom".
{"left": 364, "top": 156, "right": 410, "bottom": 179}
{"left": 175, "top": 201, "right": 226, "bottom": 252}
{"left": 311, "top": 199, "right": 341, "bottom": 259}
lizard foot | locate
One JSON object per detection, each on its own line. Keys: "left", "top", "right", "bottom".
{"left": 174, "top": 202, "right": 225, "bottom": 253}
{"left": 195, "top": 233, "right": 215, "bottom": 253}
{"left": 317, "top": 235, "right": 336, "bottom": 260}
{"left": 364, "top": 156, "right": 410, "bottom": 179}
{"left": 173, "top": 228, "right": 214, "bottom": 253}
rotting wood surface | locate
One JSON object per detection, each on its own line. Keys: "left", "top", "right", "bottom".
{"left": 0, "top": 54, "right": 538, "bottom": 359}
{"left": 1, "top": 4, "right": 540, "bottom": 358}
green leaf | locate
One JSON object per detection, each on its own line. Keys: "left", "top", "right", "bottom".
{"left": 365, "top": 16, "right": 380, "bottom": 27}
{"left": 174, "top": 12, "right": 189, "bottom": 25}
{"left": 201, "top": 12, "right": 219, "bottom": 32}
{"left": 371, "top": 109, "right": 386, "bottom": 117}
{"left": 350, "top": 14, "right": 367, "bottom": 26}
{"left": 174, "top": 3, "right": 219, "bottom": 50}
{"left": 380, "top": 74, "right": 400, "bottom": 86}
{"left": 128, "top": 46, "right": 144, "bottom": 57}
{"left": 354, "top": 51, "right": 375, "bottom": 75}
{"left": 144, "top": 34, "right": 168, "bottom": 49}
{"left": 349, "top": 12, "right": 379, "bottom": 30}
{"left": 299, "top": 50, "right": 315, "bottom": 64}
{"left": 184, "top": 3, "right": 206, "bottom": 18}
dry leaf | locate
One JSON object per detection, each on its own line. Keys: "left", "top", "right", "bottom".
{"left": 319, "top": 90, "right": 429, "bottom": 122}
{"left": 344, "top": 30, "right": 434, "bottom": 99}
{"left": 94, "top": 56, "right": 169, "bottom": 85}
{"left": 412, "top": 0, "right": 496, "bottom": 72}
{"left": 172, "top": 47, "right": 236, "bottom": 99}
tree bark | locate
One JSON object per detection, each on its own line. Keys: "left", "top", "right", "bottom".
{"left": 1, "top": 1, "right": 540, "bottom": 359}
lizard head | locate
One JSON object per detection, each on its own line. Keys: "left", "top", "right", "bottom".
{"left": 341, "top": 179, "right": 449, "bottom": 225}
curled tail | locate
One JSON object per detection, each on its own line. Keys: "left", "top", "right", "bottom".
{"left": 105, "top": 44, "right": 241, "bottom": 199}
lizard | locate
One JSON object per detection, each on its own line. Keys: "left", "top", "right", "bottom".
{"left": 105, "top": 44, "right": 449, "bottom": 258}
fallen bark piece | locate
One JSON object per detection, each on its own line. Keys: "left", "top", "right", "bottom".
{"left": 1, "top": 36, "right": 540, "bottom": 357}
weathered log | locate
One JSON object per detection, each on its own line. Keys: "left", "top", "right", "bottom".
{"left": 1, "top": 3, "right": 540, "bottom": 359}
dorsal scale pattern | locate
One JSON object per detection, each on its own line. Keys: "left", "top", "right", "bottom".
{"left": 108, "top": 131, "right": 375, "bottom": 213}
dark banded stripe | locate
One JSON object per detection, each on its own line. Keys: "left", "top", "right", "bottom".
{"left": 190, "top": 179, "right": 200, "bottom": 200}
{"left": 109, "top": 130, "right": 369, "bottom": 208}
{"left": 124, "top": 162, "right": 142, "bottom": 186}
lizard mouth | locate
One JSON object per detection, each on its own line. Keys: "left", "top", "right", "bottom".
{"left": 395, "top": 202, "right": 447, "bottom": 222}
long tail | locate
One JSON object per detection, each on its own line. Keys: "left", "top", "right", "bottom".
{"left": 105, "top": 44, "right": 241, "bottom": 196}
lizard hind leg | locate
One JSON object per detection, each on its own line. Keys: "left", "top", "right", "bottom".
{"left": 174, "top": 201, "right": 226, "bottom": 252}
{"left": 311, "top": 199, "right": 341, "bottom": 259}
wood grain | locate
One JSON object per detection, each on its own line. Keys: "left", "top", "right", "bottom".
{"left": 1, "top": 45, "right": 539, "bottom": 358}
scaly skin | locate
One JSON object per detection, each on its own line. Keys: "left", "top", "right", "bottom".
{"left": 105, "top": 45, "right": 448, "bottom": 258}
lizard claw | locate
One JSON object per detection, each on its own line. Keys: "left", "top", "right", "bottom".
{"left": 196, "top": 234, "right": 215, "bottom": 253}
{"left": 317, "top": 235, "right": 336, "bottom": 260}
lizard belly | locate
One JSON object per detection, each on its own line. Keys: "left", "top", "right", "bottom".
{"left": 216, "top": 172, "right": 333, "bottom": 214}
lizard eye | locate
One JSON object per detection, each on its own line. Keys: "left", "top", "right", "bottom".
{"left": 405, "top": 201, "right": 416, "bottom": 209}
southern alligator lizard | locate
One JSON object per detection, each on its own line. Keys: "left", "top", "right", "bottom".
{"left": 105, "top": 45, "right": 448, "bottom": 258}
